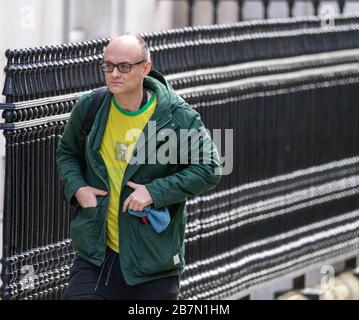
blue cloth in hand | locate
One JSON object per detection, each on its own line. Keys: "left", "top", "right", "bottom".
{"left": 128, "top": 206, "right": 171, "bottom": 233}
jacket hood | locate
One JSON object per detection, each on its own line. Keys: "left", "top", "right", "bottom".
{"left": 144, "top": 69, "right": 185, "bottom": 111}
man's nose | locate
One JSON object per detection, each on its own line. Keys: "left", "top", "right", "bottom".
{"left": 111, "top": 67, "right": 122, "bottom": 78}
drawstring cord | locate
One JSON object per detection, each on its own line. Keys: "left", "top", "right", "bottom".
{"left": 105, "top": 254, "right": 116, "bottom": 287}
{"left": 94, "top": 254, "right": 110, "bottom": 291}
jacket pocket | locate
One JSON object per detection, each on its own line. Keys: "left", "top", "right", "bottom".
{"left": 70, "top": 206, "right": 102, "bottom": 256}
{"left": 131, "top": 218, "right": 184, "bottom": 275}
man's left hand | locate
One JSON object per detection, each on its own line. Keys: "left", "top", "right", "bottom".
{"left": 123, "top": 181, "right": 153, "bottom": 213}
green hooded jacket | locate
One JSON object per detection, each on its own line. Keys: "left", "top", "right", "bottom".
{"left": 56, "top": 69, "right": 222, "bottom": 285}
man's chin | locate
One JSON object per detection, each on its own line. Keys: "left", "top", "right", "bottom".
{"left": 108, "top": 86, "right": 125, "bottom": 96}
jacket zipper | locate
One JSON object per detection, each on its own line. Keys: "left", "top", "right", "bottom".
{"left": 117, "top": 117, "right": 175, "bottom": 254}
{"left": 86, "top": 136, "right": 110, "bottom": 254}
{"left": 87, "top": 114, "right": 175, "bottom": 260}
{"left": 119, "top": 116, "right": 174, "bottom": 203}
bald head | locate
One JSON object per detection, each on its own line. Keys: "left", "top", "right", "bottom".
{"left": 102, "top": 33, "right": 152, "bottom": 98}
{"left": 104, "top": 33, "right": 150, "bottom": 62}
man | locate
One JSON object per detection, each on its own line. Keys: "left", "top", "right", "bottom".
{"left": 56, "top": 33, "right": 222, "bottom": 300}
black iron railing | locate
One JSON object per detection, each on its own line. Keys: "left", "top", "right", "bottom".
{"left": 1, "top": 14, "right": 359, "bottom": 299}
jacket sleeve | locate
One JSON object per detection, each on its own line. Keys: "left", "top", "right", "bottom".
{"left": 56, "top": 93, "right": 93, "bottom": 205}
{"left": 145, "top": 107, "right": 222, "bottom": 209}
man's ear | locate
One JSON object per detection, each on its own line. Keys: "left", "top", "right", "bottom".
{"left": 144, "top": 61, "right": 152, "bottom": 76}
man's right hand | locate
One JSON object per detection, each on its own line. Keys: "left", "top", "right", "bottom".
{"left": 74, "top": 186, "right": 108, "bottom": 208}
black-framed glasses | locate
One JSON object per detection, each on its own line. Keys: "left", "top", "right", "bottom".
{"left": 100, "top": 60, "right": 146, "bottom": 73}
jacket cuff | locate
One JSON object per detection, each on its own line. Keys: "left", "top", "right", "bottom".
{"left": 145, "top": 182, "right": 164, "bottom": 210}
{"left": 65, "top": 179, "right": 88, "bottom": 206}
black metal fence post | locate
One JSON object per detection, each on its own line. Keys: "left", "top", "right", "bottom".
{"left": 237, "top": 0, "right": 244, "bottom": 21}
{"left": 212, "top": 0, "right": 220, "bottom": 24}
{"left": 312, "top": 0, "right": 320, "bottom": 15}
{"left": 287, "top": 0, "right": 295, "bottom": 17}
{"left": 263, "top": 0, "right": 271, "bottom": 19}
{"left": 338, "top": 0, "right": 346, "bottom": 13}
{"left": 188, "top": 0, "right": 195, "bottom": 26}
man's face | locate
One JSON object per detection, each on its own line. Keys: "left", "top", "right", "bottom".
{"left": 103, "top": 37, "right": 151, "bottom": 96}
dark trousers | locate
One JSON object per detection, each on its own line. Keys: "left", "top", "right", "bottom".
{"left": 63, "top": 247, "right": 180, "bottom": 300}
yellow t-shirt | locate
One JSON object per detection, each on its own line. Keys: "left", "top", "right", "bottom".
{"left": 99, "top": 91, "right": 156, "bottom": 253}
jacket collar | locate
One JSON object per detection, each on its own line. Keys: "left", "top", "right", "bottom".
{"left": 143, "top": 69, "right": 174, "bottom": 126}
